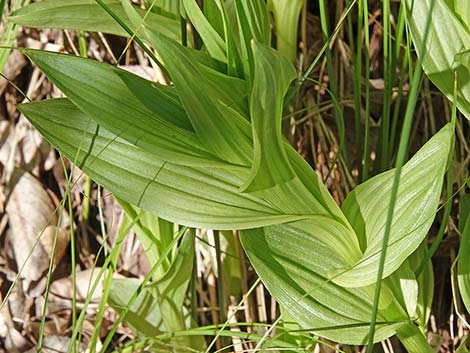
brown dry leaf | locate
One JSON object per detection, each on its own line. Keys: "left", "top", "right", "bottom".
{"left": 0, "top": 51, "right": 27, "bottom": 96}
{"left": 16, "top": 115, "right": 56, "bottom": 176}
{"left": 1, "top": 116, "right": 56, "bottom": 184}
{"left": 28, "top": 313, "right": 69, "bottom": 337}
{"left": 24, "top": 335, "right": 87, "bottom": 353}
{"left": 50, "top": 268, "right": 104, "bottom": 304}
{"left": 0, "top": 281, "right": 31, "bottom": 353}
{"left": 48, "top": 268, "right": 123, "bottom": 310}
{"left": 2, "top": 327, "right": 30, "bottom": 353}
{"left": 120, "top": 65, "right": 155, "bottom": 80}
{"left": 6, "top": 169, "right": 69, "bottom": 283}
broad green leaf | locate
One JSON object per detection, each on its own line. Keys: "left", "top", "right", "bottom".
{"left": 182, "top": 0, "right": 226, "bottom": 63}
{"left": 267, "top": 0, "right": 304, "bottom": 63}
{"left": 119, "top": 200, "right": 175, "bottom": 277}
{"left": 459, "top": 194, "right": 470, "bottom": 233}
{"left": 142, "top": 0, "right": 180, "bottom": 18}
{"left": 9, "top": 0, "right": 180, "bottom": 40}
{"left": 109, "top": 230, "right": 203, "bottom": 349}
{"left": 234, "top": 0, "right": 271, "bottom": 81}
{"left": 458, "top": 194, "right": 470, "bottom": 313}
{"left": 148, "top": 230, "right": 195, "bottom": 334}
{"left": 21, "top": 49, "right": 225, "bottom": 168}
{"left": 17, "top": 98, "right": 314, "bottom": 230}
{"left": 0, "top": 0, "right": 29, "bottom": 73}
{"left": 456, "top": 336, "right": 470, "bottom": 353}
{"left": 407, "top": 242, "right": 434, "bottom": 328}
{"left": 455, "top": 0, "right": 470, "bottom": 28}
{"left": 109, "top": 278, "right": 162, "bottom": 336}
{"left": 241, "top": 41, "right": 296, "bottom": 192}
{"left": 384, "top": 260, "right": 418, "bottom": 320}
{"left": 147, "top": 33, "right": 253, "bottom": 166}
{"left": 20, "top": 48, "right": 350, "bottom": 228}
{"left": 235, "top": 0, "right": 270, "bottom": 46}
{"left": 336, "top": 123, "right": 453, "bottom": 287}
{"left": 240, "top": 222, "right": 405, "bottom": 344}
{"left": 404, "top": 0, "right": 470, "bottom": 119}
{"left": 204, "top": 0, "right": 225, "bottom": 38}
{"left": 202, "top": 0, "right": 244, "bottom": 77}
{"left": 396, "top": 323, "right": 434, "bottom": 353}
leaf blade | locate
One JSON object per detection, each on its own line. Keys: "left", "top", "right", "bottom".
{"left": 9, "top": 0, "right": 180, "bottom": 39}
{"left": 18, "top": 98, "right": 312, "bottom": 230}
{"left": 337, "top": 123, "right": 453, "bottom": 287}
{"left": 240, "top": 41, "right": 297, "bottom": 192}
{"left": 22, "top": 49, "right": 225, "bottom": 167}
{"left": 405, "top": 0, "right": 470, "bottom": 119}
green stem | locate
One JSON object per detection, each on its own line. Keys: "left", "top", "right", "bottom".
{"left": 99, "top": 227, "right": 188, "bottom": 352}
{"left": 318, "top": 0, "right": 349, "bottom": 169}
{"left": 361, "top": 0, "right": 370, "bottom": 180}
{"left": 365, "top": 0, "right": 436, "bottom": 348}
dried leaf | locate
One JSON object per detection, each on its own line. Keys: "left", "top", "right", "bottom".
{"left": 6, "top": 169, "right": 68, "bottom": 282}
{"left": 50, "top": 268, "right": 123, "bottom": 306}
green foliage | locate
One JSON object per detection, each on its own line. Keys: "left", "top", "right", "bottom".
{"left": 108, "top": 229, "right": 204, "bottom": 350}
{"left": 9, "top": 0, "right": 180, "bottom": 39}
{"left": 458, "top": 194, "right": 470, "bottom": 312}
{"left": 0, "top": 0, "right": 29, "bottom": 72}
{"left": 267, "top": 0, "right": 304, "bottom": 63}
{"left": 404, "top": 0, "right": 470, "bottom": 119}
{"left": 12, "top": 0, "right": 457, "bottom": 349}
{"left": 240, "top": 125, "right": 451, "bottom": 343}
{"left": 337, "top": 124, "right": 452, "bottom": 287}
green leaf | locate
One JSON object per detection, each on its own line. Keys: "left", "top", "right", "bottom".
{"left": 21, "top": 49, "right": 223, "bottom": 168}
{"left": 456, "top": 335, "right": 470, "bottom": 353}
{"left": 267, "top": 0, "right": 304, "bottom": 63}
{"left": 240, "top": 41, "right": 297, "bottom": 192}
{"left": 9, "top": 0, "right": 180, "bottom": 40}
{"left": 459, "top": 194, "right": 470, "bottom": 233}
{"left": 109, "top": 230, "right": 204, "bottom": 349}
{"left": 454, "top": 49, "right": 470, "bottom": 69}
{"left": 17, "top": 98, "right": 313, "bottom": 230}
{"left": 234, "top": 0, "right": 271, "bottom": 82}
{"left": 235, "top": 0, "right": 270, "bottom": 46}
{"left": 198, "top": 63, "right": 249, "bottom": 118}
{"left": 202, "top": 0, "right": 244, "bottom": 77}
{"left": 204, "top": 0, "right": 225, "bottom": 38}
{"left": 384, "top": 260, "right": 418, "bottom": 320}
{"left": 336, "top": 123, "right": 453, "bottom": 287}
{"left": 240, "top": 222, "right": 405, "bottom": 344}
{"left": 145, "top": 33, "right": 253, "bottom": 166}
{"left": 0, "top": 0, "right": 27, "bottom": 74}
{"left": 182, "top": 0, "right": 226, "bottom": 62}
{"left": 458, "top": 195, "right": 470, "bottom": 312}
{"left": 119, "top": 200, "right": 175, "bottom": 277}
{"left": 455, "top": 0, "right": 470, "bottom": 28}
{"left": 148, "top": 230, "right": 195, "bottom": 333}
{"left": 156, "top": 37, "right": 253, "bottom": 165}
{"left": 108, "top": 278, "right": 163, "bottom": 336}
{"left": 142, "top": 0, "right": 180, "bottom": 18}
{"left": 404, "top": 0, "right": 470, "bottom": 119}
{"left": 396, "top": 323, "right": 434, "bottom": 353}
{"left": 407, "top": 242, "right": 434, "bottom": 328}
{"left": 20, "top": 47, "right": 350, "bottom": 230}
{"left": 221, "top": 231, "right": 242, "bottom": 296}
